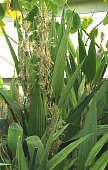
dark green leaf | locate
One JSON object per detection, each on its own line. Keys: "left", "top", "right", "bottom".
{"left": 0, "top": 2, "right": 7, "bottom": 21}
{"left": 85, "top": 132, "right": 108, "bottom": 168}
{"left": 26, "top": 136, "right": 44, "bottom": 168}
{"left": 66, "top": 10, "right": 81, "bottom": 34}
{"left": 90, "top": 150, "right": 108, "bottom": 170}
{"left": 78, "top": 31, "right": 96, "bottom": 81}
{"left": 58, "top": 61, "right": 83, "bottom": 108}
{"left": 28, "top": 83, "right": 46, "bottom": 137}
{"left": 77, "top": 98, "right": 97, "bottom": 170}
{"left": 0, "top": 88, "right": 22, "bottom": 122}
{"left": 8, "top": 122, "right": 23, "bottom": 157}
{"left": 47, "top": 135, "right": 90, "bottom": 170}
{"left": 103, "top": 15, "right": 108, "bottom": 25}
{"left": 16, "top": 136, "right": 28, "bottom": 170}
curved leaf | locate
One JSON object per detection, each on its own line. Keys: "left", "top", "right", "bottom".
{"left": 85, "top": 37, "right": 96, "bottom": 81}
{"left": 58, "top": 61, "right": 84, "bottom": 108}
{"left": 85, "top": 132, "right": 108, "bottom": 168}
{"left": 0, "top": 88, "right": 22, "bottom": 122}
{"left": 90, "top": 150, "right": 108, "bottom": 170}
{"left": 8, "top": 122, "right": 23, "bottom": 157}
{"left": 47, "top": 134, "right": 90, "bottom": 170}
{"left": 16, "top": 136, "right": 28, "bottom": 170}
{"left": 77, "top": 98, "right": 97, "bottom": 170}
{"left": 26, "top": 136, "right": 44, "bottom": 167}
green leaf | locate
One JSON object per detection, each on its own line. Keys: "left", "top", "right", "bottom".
{"left": 90, "top": 150, "right": 108, "bottom": 170}
{"left": 0, "top": 77, "right": 3, "bottom": 88}
{"left": 0, "top": 1, "right": 7, "bottom": 21}
{"left": 77, "top": 98, "right": 97, "bottom": 170}
{"left": 0, "top": 163, "right": 11, "bottom": 166}
{"left": 58, "top": 61, "right": 84, "bottom": 108}
{"left": 70, "top": 87, "right": 78, "bottom": 108}
{"left": 54, "top": 0, "right": 67, "bottom": 7}
{"left": 16, "top": 136, "right": 28, "bottom": 170}
{"left": 28, "top": 83, "right": 46, "bottom": 137}
{"left": 78, "top": 76, "right": 85, "bottom": 100}
{"left": 70, "top": 124, "right": 108, "bottom": 142}
{"left": 103, "top": 15, "right": 108, "bottom": 25}
{"left": 106, "top": 40, "right": 108, "bottom": 49}
{"left": 63, "top": 158, "right": 76, "bottom": 170}
{"left": 81, "top": 17, "right": 93, "bottom": 30}
{"left": 97, "top": 125, "right": 108, "bottom": 135}
{"left": 53, "top": 124, "right": 69, "bottom": 141}
{"left": 8, "top": 122, "right": 23, "bottom": 157}
{"left": 68, "top": 38, "right": 76, "bottom": 58}
{"left": 93, "top": 57, "right": 105, "bottom": 84}
{"left": 10, "top": 0, "right": 21, "bottom": 11}
{"left": 39, "top": 114, "right": 68, "bottom": 170}
{"left": 38, "top": 115, "right": 60, "bottom": 170}
{"left": 19, "top": 0, "right": 37, "bottom": 10}
{"left": 100, "top": 80, "right": 108, "bottom": 109}
{"left": 78, "top": 30, "right": 87, "bottom": 64}
{"left": 65, "top": 85, "right": 98, "bottom": 140}
{"left": 49, "top": 14, "right": 57, "bottom": 62}
{"left": 2, "top": 27, "right": 19, "bottom": 75}
{"left": 90, "top": 28, "right": 98, "bottom": 39}
{"left": 56, "top": 9, "right": 65, "bottom": 52}
{"left": 24, "top": 5, "right": 39, "bottom": 22}
{"left": 51, "top": 26, "right": 69, "bottom": 101}
{"left": 10, "top": 73, "right": 16, "bottom": 99}
{"left": 0, "top": 4, "right": 5, "bottom": 21}
{"left": 26, "top": 136, "right": 44, "bottom": 167}
{"left": 85, "top": 132, "right": 108, "bottom": 168}
{"left": 51, "top": 9, "right": 66, "bottom": 101}
{"left": 0, "top": 88, "right": 21, "bottom": 122}
{"left": 45, "top": 0, "right": 57, "bottom": 13}
{"left": 65, "top": 10, "right": 81, "bottom": 34}
{"left": 47, "top": 134, "right": 90, "bottom": 170}
{"left": 78, "top": 31, "right": 96, "bottom": 81}
{"left": 31, "top": 148, "right": 38, "bottom": 170}
{"left": 85, "top": 37, "right": 96, "bottom": 81}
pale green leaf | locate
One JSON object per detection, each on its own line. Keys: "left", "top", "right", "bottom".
{"left": 85, "top": 132, "right": 108, "bottom": 168}
{"left": 47, "top": 134, "right": 90, "bottom": 170}
{"left": 90, "top": 150, "right": 108, "bottom": 170}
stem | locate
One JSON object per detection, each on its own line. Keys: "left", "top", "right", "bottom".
{"left": 82, "top": 28, "right": 102, "bottom": 49}
{"left": 84, "top": 12, "right": 108, "bottom": 48}
{"left": 7, "top": 34, "right": 18, "bottom": 44}
{"left": 0, "top": 55, "right": 14, "bottom": 66}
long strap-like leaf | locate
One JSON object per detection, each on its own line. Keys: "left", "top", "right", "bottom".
{"left": 28, "top": 83, "right": 46, "bottom": 137}
{"left": 47, "top": 134, "right": 90, "bottom": 170}
{"left": 51, "top": 27, "right": 69, "bottom": 101}
{"left": 0, "top": 88, "right": 21, "bottom": 122}
{"left": 77, "top": 97, "right": 97, "bottom": 170}
{"left": 58, "top": 61, "right": 84, "bottom": 108}
{"left": 85, "top": 132, "right": 108, "bottom": 168}
{"left": 90, "top": 150, "right": 108, "bottom": 170}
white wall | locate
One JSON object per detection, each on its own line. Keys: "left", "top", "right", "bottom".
{"left": 0, "top": 21, "right": 18, "bottom": 78}
{"left": 0, "top": 12, "right": 108, "bottom": 78}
